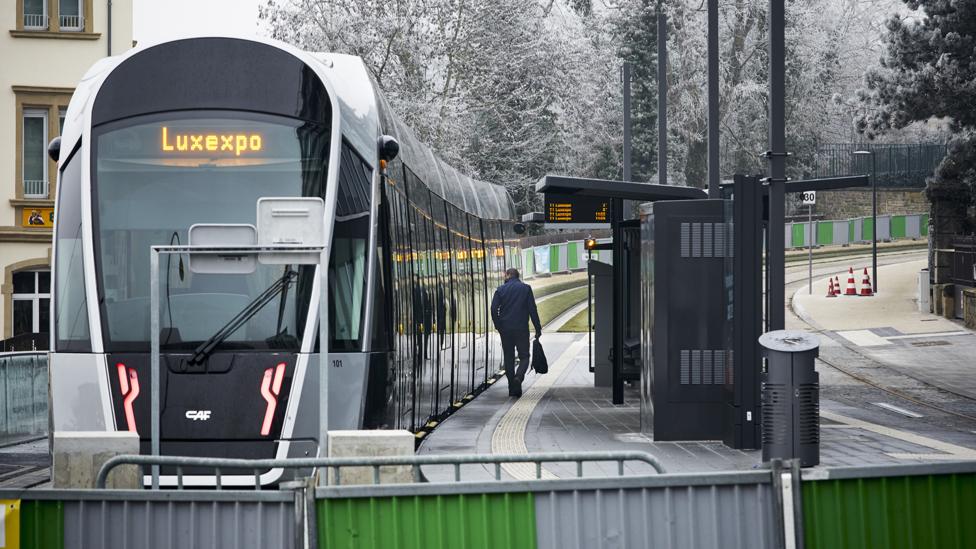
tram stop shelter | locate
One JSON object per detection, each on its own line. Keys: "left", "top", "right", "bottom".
{"left": 534, "top": 175, "right": 705, "bottom": 406}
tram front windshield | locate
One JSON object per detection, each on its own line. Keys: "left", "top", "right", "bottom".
{"left": 93, "top": 113, "right": 330, "bottom": 352}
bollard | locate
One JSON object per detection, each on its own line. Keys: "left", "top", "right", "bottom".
{"left": 760, "top": 330, "right": 820, "bottom": 467}
{"left": 326, "top": 430, "right": 414, "bottom": 485}
{"left": 53, "top": 431, "right": 141, "bottom": 488}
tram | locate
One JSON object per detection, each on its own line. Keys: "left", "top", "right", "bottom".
{"left": 49, "top": 36, "right": 521, "bottom": 486}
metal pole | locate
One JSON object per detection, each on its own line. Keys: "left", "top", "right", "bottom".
{"left": 623, "top": 62, "right": 632, "bottom": 182}
{"left": 766, "top": 0, "right": 786, "bottom": 330}
{"left": 872, "top": 152, "right": 877, "bottom": 293}
{"left": 150, "top": 249, "right": 160, "bottom": 489}
{"left": 657, "top": 8, "right": 667, "bottom": 187}
{"left": 588, "top": 254, "right": 594, "bottom": 372}
{"left": 808, "top": 205, "right": 813, "bottom": 295}
{"left": 611, "top": 199, "right": 624, "bottom": 405}
{"left": 707, "top": 0, "right": 720, "bottom": 198}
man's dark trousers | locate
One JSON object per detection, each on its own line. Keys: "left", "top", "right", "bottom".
{"left": 500, "top": 329, "right": 531, "bottom": 385}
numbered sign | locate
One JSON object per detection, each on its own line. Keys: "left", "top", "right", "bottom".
{"left": 801, "top": 191, "right": 816, "bottom": 205}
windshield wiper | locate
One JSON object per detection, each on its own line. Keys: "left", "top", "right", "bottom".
{"left": 187, "top": 269, "right": 298, "bottom": 366}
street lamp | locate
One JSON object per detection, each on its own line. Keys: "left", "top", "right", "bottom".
{"left": 852, "top": 149, "right": 877, "bottom": 293}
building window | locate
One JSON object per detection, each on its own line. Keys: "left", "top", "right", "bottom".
{"left": 14, "top": 0, "right": 93, "bottom": 34}
{"left": 11, "top": 270, "right": 51, "bottom": 336}
{"left": 58, "top": 0, "right": 81, "bottom": 30}
{"left": 22, "top": 108, "right": 48, "bottom": 198}
{"left": 23, "top": 0, "right": 47, "bottom": 29}
{"left": 13, "top": 87, "right": 73, "bottom": 204}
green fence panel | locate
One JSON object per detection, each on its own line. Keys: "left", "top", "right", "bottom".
{"left": 862, "top": 217, "right": 874, "bottom": 242}
{"left": 20, "top": 500, "right": 64, "bottom": 549}
{"left": 921, "top": 214, "right": 929, "bottom": 236}
{"left": 803, "top": 473, "right": 976, "bottom": 549}
{"left": 549, "top": 245, "right": 560, "bottom": 274}
{"left": 792, "top": 224, "right": 806, "bottom": 248}
{"left": 890, "top": 215, "right": 906, "bottom": 239}
{"left": 848, "top": 220, "right": 855, "bottom": 243}
{"left": 567, "top": 242, "right": 579, "bottom": 270}
{"left": 319, "top": 493, "right": 537, "bottom": 549}
{"left": 816, "top": 222, "right": 833, "bottom": 246}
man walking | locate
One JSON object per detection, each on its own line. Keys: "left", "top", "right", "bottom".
{"left": 490, "top": 268, "right": 542, "bottom": 397}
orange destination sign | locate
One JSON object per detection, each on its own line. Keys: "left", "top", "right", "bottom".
{"left": 161, "top": 126, "right": 263, "bottom": 156}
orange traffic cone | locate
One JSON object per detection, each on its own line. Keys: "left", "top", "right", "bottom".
{"left": 844, "top": 267, "right": 857, "bottom": 295}
{"left": 826, "top": 278, "right": 837, "bottom": 297}
{"left": 860, "top": 268, "right": 873, "bottom": 296}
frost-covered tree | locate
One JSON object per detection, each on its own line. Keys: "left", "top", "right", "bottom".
{"left": 857, "top": 0, "right": 976, "bottom": 233}
{"left": 260, "top": 0, "right": 622, "bottom": 214}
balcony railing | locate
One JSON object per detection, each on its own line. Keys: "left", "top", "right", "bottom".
{"left": 23, "top": 180, "right": 48, "bottom": 198}
{"left": 23, "top": 13, "right": 48, "bottom": 29}
{"left": 59, "top": 14, "right": 83, "bottom": 30}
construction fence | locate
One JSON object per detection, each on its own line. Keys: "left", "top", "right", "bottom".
{"left": 2, "top": 457, "right": 974, "bottom": 548}
{"left": 523, "top": 212, "right": 929, "bottom": 277}
{"left": 786, "top": 213, "right": 929, "bottom": 249}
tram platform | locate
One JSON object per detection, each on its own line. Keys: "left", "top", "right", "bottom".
{"left": 420, "top": 323, "right": 976, "bottom": 481}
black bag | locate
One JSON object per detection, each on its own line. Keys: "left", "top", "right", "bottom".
{"left": 532, "top": 338, "right": 548, "bottom": 374}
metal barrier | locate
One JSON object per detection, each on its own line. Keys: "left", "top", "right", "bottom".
{"left": 96, "top": 451, "right": 666, "bottom": 489}
{"left": 8, "top": 457, "right": 976, "bottom": 548}
{"left": 0, "top": 351, "right": 48, "bottom": 444}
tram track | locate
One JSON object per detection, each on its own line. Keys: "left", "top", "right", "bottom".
{"left": 783, "top": 249, "right": 976, "bottom": 434}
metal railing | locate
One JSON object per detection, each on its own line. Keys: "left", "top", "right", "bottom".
{"left": 58, "top": 14, "right": 83, "bottom": 30}
{"left": 23, "top": 13, "right": 48, "bottom": 29}
{"left": 96, "top": 451, "right": 666, "bottom": 489}
{"left": 812, "top": 142, "right": 947, "bottom": 188}
{"left": 23, "top": 179, "right": 48, "bottom": 198}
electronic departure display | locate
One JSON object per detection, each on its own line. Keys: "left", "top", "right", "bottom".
{"left": 544, "top": 193, "right": 610, "bottom": 225}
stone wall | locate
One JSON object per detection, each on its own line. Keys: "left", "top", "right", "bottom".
{"left": 800, "top": 189, "right": 928, "bottom": 220}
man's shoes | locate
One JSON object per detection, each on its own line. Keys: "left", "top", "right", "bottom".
{"left": 509, "top": 378, "right": 522, "bottom": 397}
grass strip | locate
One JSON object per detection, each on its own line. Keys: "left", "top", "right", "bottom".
{"left": 537, "top": 286, "right": 589, "bottom": 328}
{"left": 557, "top": 304, "right": 592, "bottom": 333}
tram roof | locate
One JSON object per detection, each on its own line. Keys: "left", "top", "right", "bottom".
{"left": 372, "top": 88, "right": 515, "bottom": 222}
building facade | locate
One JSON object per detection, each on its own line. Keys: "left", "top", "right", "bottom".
{"left": 1, "top": 0, "right": 131, "bottom": 345}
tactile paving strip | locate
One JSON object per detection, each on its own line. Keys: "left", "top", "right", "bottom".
{"left": 491, "top": 338, "right": 588, "bottom": 480}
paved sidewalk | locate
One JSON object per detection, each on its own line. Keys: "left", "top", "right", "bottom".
{"left": 793, "top": 259, "right": 976, "bottom": 400}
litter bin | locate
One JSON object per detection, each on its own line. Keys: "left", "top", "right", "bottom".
{"left": 759, "top": 330, "right": 820, "bottom": 467}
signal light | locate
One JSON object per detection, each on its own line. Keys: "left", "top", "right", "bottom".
{"left": 115, "top": 363, "right": 140, "bottom": 433}
{"left": 260, "top": 363, "right": 286, "bottom": 436}
{"left": 584, "top": 237, "right": 597, "bottom": 250}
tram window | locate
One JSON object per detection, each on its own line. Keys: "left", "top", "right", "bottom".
{"left": 329, "top": 220, "right": 367, "bottom": 349}
{"left": 54, "top": 146, "right": 92, "bottom": 352}
{"left": 92, "top": 113, "right": 330, "bottom": 352}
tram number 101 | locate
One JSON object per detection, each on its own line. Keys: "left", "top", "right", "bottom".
{"left": 331, "top": 359, "right": 343, "bottom": 368}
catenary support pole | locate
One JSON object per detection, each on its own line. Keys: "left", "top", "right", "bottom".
{"left": 707, "top": 0, "right": 720, "bottom": 198}
{"left": 623, "top": 62, "right": 632, "bottom": 182}
{"left": 766, "top": 0, "right": 786, "bottom": 330}
{"left": 657, "top": 8, "right": 667, "bottom": 187}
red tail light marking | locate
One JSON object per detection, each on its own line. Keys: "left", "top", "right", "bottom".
{"left": 260, "top": 363, "right": 287, "bottom": 436}
{"left": 115, "top": 363, "right": 139, "bottom": 433}
{"left": 123, "top": 370, "right": 140, "bottom": 433}
{"left": 272, "top": 362, "right": 285, "bottom": 395}
{"left": 116, "top": 363, "right": 129, "bottom": 395}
